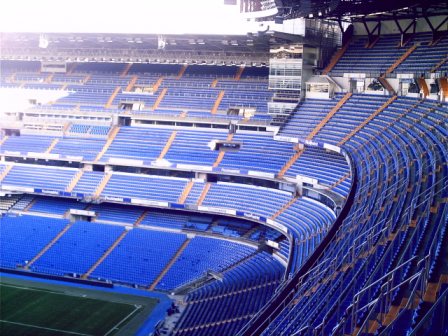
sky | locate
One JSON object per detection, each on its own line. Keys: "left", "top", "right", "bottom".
{"left": 0, "top": 0, "right": 256, "bottom": 35}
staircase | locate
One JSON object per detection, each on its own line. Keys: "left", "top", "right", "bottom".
{"left": 152, "top": 76, "right": 164, "bottom": 92}
{"left": 9, "top": 73, "right": 17, "bottom": 83}
{"left": 271, "top": 196, "right": 300, "bottom": 220}
{"left": 176, "top": 314, "right": 253, "bottom": 333}
{"left": 178, "top": 181, "right": 195, "bottom": 204}
{"left": 0, "top": 194, "right": 22, "bottom": 212}
{"left": 384, "top": 45, "right": 418, "bottom": 75}
{"left": 417, "top": 77, "right": 429, "bottom": 97}
{"left": 66, "top": 63, "right": 77, "bottom": 75}
{"left": 364, "top": 297, "right": 414, "bottom": 335}
{"left": 338, "top": 95, "right": 397, "bottom": 146}
{"left": 211, "top": 79, "right": 218, "bottom": 88}
{"left": 93, "top": 173, "right": 112, "bottom": 198}
{"left": 430, "top": 35, "right": 445, "bottom": 46}
{"left": 177, "top": 65, "right": 188, "bottom": 79}
{"left": 148, "top": 238, "right": 191, "bottom": 290}
{"left": 45, "top": 73, "right": 54, "bottom": 84}
{"left": 24, "top": 198, "right": 37, "bottom": 212}
{"left": 62, "top": 122, "right": 72, "bottom": 135}
{"left": 213, "top": 151, "right": 226, "bottom": 168}
{"left": 278, "top": 147, "right": 304, "bottom": 178}
{"left": 105, "top": 86, "right": 121, "bottom": 108}
{"left": 152, "top": 88, "right": 167, "bottom": 110}
{"left": 378, "top": 77, "right": 397, "bottom": 95}
{"left": 44, "top": 138, "right": 59, "bottom": 154}
{"left": 125, "top": 75, "right": 138, "bottom": 91}
{"left": 60, "top": 83, "right": 68, "bottom": 90}
{"left": 94, "top": 126, "right": 120, "bottom": 162}
{"left": 329, "top": 172, "right": 350, "bottom": 190}
{"left": 0, "top": 165, "right": 13, "bottom": 182}
{"left": 212, "top": 133, "right": 234, "bottom": 167}
{"left": 121, "top": 63, "right": 133, "bottom": 77}
{"left": 197, "top": 183, "right": 212, "bottom": 206}
{"left": 235, "top": 66, "right": 244, "bottom": 80}
{"left": 322, "top": 39, "right": 352, "bottom": 75}
{"left": 82, "top": 74, "right": 91, "bottom": 84}
{"left": 158, "top": 131, "right": 177, "bottom": 160}
{"left": 439, "top": 77, "right": 448, "bottom": 98}
{"left": 431, "top": 55, "right": 448, "bottom": 73}
{"left": 307, "top": 92, "right": 352, "bottom": 140}
{"left": 25, "top": 222, "right": 73, "bottom": 269}
{"left": 423, "top": 274, "right": 448, "bottom": 303}
{"left": 134, "top": 211, "right": 149, "bottom": 226}
{"left": 82, "top": 229, "right": 129, "bottom": 279}
{"left": 66, "top": 170, "right": 84, "bottom": 192}
{"left": 0, "top": 135, "right": 9, "bottom": 147}
{"left": 366, "top": 35, "right": 380, "bottom": 48}
{"left": 211, "top": 90, "right": 225, "bottom": 114}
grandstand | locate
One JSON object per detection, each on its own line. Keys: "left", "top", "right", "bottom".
{"left": 0, "top": 0, "right": 447, "bottom": 335}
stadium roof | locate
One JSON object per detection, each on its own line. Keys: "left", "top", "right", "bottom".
{"left": 242, "top": 0, "right": 448, "bottom": 22}
{"left": 0, "top": 32, "right": 275, "bottom": 65}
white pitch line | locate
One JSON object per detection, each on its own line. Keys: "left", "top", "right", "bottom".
{"left": 103, "top": 305, "right": 141, "bottom": 336}
{"left": 1, "top": 283, "right": 60, "bottom": 294}
{"left": 0, "top": 319, "right": 92, "bottom": 336}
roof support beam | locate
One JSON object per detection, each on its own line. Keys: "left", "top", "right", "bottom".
{"left": 424, "top": 15, "right": 448, "bottom": 45}
{"left": 362, "top": 19, "right": 381, "bottom": 48}
{"left": 393, "top": 15, "right": 417, "bottom": 47}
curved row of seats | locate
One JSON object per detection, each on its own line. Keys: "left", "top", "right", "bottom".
{"left": 251, "top": 96, "right": 447, "bottom": 335}
{"left": 1, "top": 161, "right": 336, "bottom": 274}
{"left": 0, "top": 213, "right": 266, "bottom": 291}
{"left": 0, "top": 128, "right": 351, "bottom": 196}
{"left": 330, "top": 32, "right": 448, "bottom": 76}
{"left": 173, "top": 252, "right": 284, "bottom": 336}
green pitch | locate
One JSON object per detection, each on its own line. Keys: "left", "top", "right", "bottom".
{"left": 0, "top": 282, "right": 157, "bottom": 336}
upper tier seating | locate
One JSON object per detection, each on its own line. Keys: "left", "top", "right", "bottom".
{"left": 2, "top": 165, "right": 76, "bottom": 191}
{"left": 0, "top": 134, "right": 53, "bottom": 154}
{"left": 1, "top": 60, "right": 273, "bottom": 121}
{"left": 280, "top": 96, "right": 341, "bottom": 139}
{"left": 73, "top": 63, "right": 128, "bottom": 74}
{"left": 183, "top": 65, "right": 238, "bottom": 78}
{"left": 52, "top": 137, "right": 106, "bottom": 161}
{"left": 218, "top": 133, "right": 295, "bottom": 173}
{"left": 101, "top": 127, "right": 173, "bottom": 164}
{"left": 127, "top": 63, "right": 181, "bottom": 75}
{"left": 102, "top": 173, "right": 188, "bottom": 202}
{"left": 71, "top": 171, "right": 104, "bottom": 194}
{"left": 240, "top": 67, "right": 269, "bottom": 79}
{"left": 330, "top": 33, "right": 448, "bottom": 76}
{"left": 163, "top": 130, "right": 228, "bottom": 165}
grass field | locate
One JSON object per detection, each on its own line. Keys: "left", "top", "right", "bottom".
{"left": 0, "top": 282, "right": 158, "bottom": 336}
